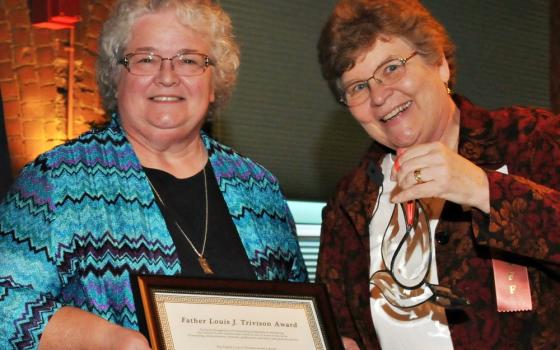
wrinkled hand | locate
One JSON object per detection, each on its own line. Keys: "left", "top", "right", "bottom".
{"left": 342, "top": 336, "right": 360, "bottom": 350}
{"left": 39, "top": 306, "right": 152, "bottom": 350}
{"left": 105, "top": 324, "right": 152, "bottom": 350}
{"left": 390, "top": 142, "right": 490, "bottom": 213}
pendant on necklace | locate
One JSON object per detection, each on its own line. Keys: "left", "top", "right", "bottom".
{"left": 198, "top": 256, "right": 214, "bottom": 275}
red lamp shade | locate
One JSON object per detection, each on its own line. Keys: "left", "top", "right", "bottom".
{"left": 29, "top": 0, "right": 80, "bottom": 29}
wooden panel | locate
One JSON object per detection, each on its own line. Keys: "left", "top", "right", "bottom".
{"left": 0, "top": 89, "right": 12, "bottom": 197}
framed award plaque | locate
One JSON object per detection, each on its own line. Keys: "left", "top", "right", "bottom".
{"left": 135, "top": 275, "right": 343, "bottom": 350}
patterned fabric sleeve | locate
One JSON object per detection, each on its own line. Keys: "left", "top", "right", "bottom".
{"left": 280, "top": 190, "right": 308, "bottom": 282}
{"left": 469, "top": 106, "right": 560, "bottom": 267}
{"left": 316, "top": 186, "right": 362, "bottom": 341}
{"left": 205, "top": 134, "right": 308, "bottom": 282}
{"left": 472, "top": 171, "right": 560, "bottom": 267}
{"left": 0, "top": 160, "right": 63, "bottom": 349}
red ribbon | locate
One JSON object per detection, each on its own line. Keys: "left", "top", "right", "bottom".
{"left": 492, "top": 259, "right": 532, "bottom": 312}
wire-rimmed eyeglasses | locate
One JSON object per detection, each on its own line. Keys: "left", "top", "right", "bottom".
{"left": 339, "top": 51, "right": 418, "bottom": 107}
{"left": 118, "top": 51, "right": 214, "bottom": 77}
{"left": 369, "top": 200, "right": 470, "bottom": 309}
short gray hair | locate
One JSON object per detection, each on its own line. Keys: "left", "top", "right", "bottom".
{"left": 96, "top": 0, "right": 240, "bottom": 116}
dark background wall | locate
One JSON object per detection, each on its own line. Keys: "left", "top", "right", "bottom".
{"left": 552, "top": 0, "right": 560, "bottom": 113}
{"left": 217, "top": 0, "right": 551, "bottom": 201}
{"left": 0, "top": 0, "right": 555, "bottom": 201}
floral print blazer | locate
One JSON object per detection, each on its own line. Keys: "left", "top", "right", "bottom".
{"left": 316, "top": 95, "right": 560, "bottom": 349}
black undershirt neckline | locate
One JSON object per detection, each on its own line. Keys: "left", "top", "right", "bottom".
{"left": 144, "top": 162, "right": 255, "bottom": 280}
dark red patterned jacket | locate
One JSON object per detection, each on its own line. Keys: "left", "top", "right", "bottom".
{"left": 316, "top": 95, "right": 560, "bottom": 349}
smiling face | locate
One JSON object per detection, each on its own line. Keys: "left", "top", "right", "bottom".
{"left": 341, "top": 36, "right": 455, "bottom": 150}
{"left": 116, "top": 8, "right": 215, "bottom": 149}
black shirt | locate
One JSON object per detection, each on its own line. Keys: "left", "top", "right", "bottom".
{"left": 144, "top": 163, "right": 255, "bottom": 280}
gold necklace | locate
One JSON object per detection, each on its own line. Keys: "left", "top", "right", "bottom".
{"left": 147, "top": 167, "right": 213, "bottom": 274}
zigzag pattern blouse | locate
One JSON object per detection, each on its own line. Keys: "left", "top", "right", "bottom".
{"left": 0, "top": 116, "right": 308, "bottom": 349}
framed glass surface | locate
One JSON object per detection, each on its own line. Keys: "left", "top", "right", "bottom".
{"left": 135, "top": 275, "right": 343, "bottom": 350}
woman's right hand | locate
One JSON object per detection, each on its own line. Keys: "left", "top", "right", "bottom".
{"left": 391, "top": 143, "right": 490, "bottom": 213}
{"left": 39, "top": 306, "right": 151, "bottom": 350}
{"left": 342, "top": 336, "right": 360, "bottom": 350}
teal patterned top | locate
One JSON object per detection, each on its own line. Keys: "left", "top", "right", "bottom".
{"left": 0, "top": 116, "right": 307, "bottom": 349}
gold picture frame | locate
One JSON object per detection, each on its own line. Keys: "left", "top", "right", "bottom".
{"left": 135, "top": 275, "right": 343, "bottom": 350}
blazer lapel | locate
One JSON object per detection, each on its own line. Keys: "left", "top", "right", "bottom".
{"left": 340, "top": 144, "right": 387, "bottom": 249}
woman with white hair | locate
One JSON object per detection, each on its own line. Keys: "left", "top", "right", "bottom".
{"left": 0, "top": 1, "right": 307, "bottom": 348}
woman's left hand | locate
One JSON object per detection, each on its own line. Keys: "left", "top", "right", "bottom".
{"left": 390, "top": 142, "right": 490, "bottom": 213}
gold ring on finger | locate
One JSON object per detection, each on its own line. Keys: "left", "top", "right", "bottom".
{"left": 413, "top": 169, "right": 425, "bottom": 184}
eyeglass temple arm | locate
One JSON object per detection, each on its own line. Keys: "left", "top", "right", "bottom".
{"left": 394, "top": 155, "right": 416, "bottom": 231}
{"left": 429, "top": 284, "right": 471, "bottom": 309}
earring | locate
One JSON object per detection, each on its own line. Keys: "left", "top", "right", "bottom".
{"left": 444, "top": 82, "right": 452, "bottom": 95}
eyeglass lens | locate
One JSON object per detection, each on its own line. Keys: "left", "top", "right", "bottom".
{"left": 370, "top": 270, "right": 436, "bottom": 308}
{"left": 125, "top": 53, "right": 209, "bottom": 76}
{"left": 371, "top": 201, "right": 470, "bottom": 309}
{"left": 344, "top": 59, "right": 406, "bottom": 106}
{"left": 381, "top": 202, "right": 431, "bottom": 288}
{"left": 371, "top": 271, "right": 469, "bottom": 309}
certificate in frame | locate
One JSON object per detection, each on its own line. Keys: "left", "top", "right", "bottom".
{"left": 135, "top": 275, "right": 343, "bottom": 350}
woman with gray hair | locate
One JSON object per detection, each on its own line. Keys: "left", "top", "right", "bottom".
{"left": 0, "top": 1, "right": 307, "bottom": 349}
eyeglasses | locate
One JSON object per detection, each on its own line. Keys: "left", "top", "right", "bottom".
{"left": 118, "top": 52, "right": 214, "bottom": 76}
{"left": 369, "top": 200, "right": 470, "bottom": 309}
{"left": 340, "top": 51, "right": 418, "bottom": 107}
